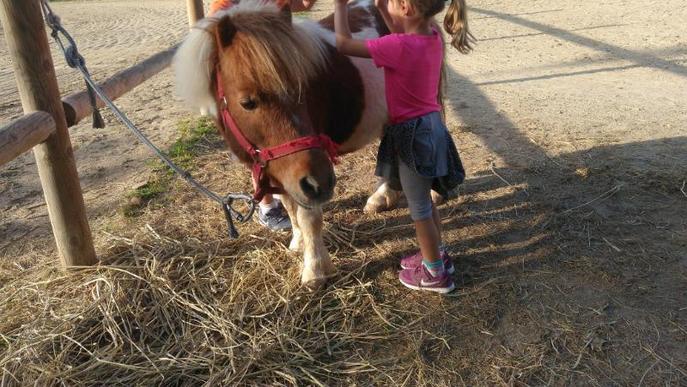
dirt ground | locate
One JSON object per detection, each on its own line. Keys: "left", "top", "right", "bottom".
{"left": 1, "top": 0, "right": 686, "bottom": 385}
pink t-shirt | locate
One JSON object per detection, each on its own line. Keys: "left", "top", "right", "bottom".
{"left": 366, "top": 30, "right": 443, "bottom": 124}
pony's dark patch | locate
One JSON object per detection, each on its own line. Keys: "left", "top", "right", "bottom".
{"left": 319, "top": 5, "right": 373, "bottom": 33}
{"left": 307, "top": 43, "right": 365, "bottom": 146}
{"left": 368, "top": 3, "right": 391, "bottom": 36}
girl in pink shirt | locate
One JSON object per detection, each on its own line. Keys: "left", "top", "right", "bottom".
{"left": 334, "top": 0, "right": 473, "bottom": 293}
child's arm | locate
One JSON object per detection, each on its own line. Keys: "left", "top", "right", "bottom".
{"left": 374, "top": 0, "right": 401, "bottom": 33}
{"left": 292, "top": 0, "right": 316, "bottom": 12}
{"left": 334, "top": 0, "right": 371, "bottom": 58}
{"left": 209, "top": 0, "right": 232, "bottom": 15}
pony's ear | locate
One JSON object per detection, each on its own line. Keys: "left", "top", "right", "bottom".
{"left": 276, "top": 0, "right": 292, "bottom": 24}
{"left": 215, "top": 16, "right": 237, "bottom": 48}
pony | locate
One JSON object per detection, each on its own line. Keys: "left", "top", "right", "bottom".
{"left": 173, "top": 0, "right": 429, "bottom": 287}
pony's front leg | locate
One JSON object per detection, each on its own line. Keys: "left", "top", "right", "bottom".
{"left": 364, "top": 178, "right": 402, "bottom": 213}
{"left": 297, "top": 205, "right": 334, "bottom": 288}
{"left": 280, "top": 195, "right": 302, "bottom": 252}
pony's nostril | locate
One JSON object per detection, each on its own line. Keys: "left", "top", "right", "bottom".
{"left": 300, "top": 176, "right": 321, "bottom": 199}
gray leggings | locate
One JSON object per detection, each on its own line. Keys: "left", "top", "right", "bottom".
{"left": 398, "top": 161, "right": 434, "bottom": 221}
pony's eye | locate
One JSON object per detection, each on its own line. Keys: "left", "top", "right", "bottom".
{"left": 239, "top": 98, "right": 258, "bottom": 111}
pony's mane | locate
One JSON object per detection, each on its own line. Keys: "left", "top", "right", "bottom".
{"left": 173, "top": 0, "right": 328, "bottom": 117}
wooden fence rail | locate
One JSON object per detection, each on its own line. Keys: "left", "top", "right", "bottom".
{"left": 0, "top": 111, "right": 55, "bottom": 166}
{"left": 0, "top": 0, "right": 205, "bottom": 268}
{"left": 62, "top": 46, "right": 177, "bottom": 127}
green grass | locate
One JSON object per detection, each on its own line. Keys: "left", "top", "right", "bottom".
{"left": 166, "top": 117, "right": 217, "bottom": 170}
{"left": 122, "top": 117, "right": 218, "bottom": 217}
{"left": 130, "top": 179, "right": 168, "bottom": 202}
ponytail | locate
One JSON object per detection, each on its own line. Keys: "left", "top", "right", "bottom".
{"left": 443, "top": 0, "right": 475, "bottom": 54}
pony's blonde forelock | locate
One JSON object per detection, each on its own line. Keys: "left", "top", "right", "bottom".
{"left": 173, "top": 0, "right": 328, "bottom": 115}
{"left": 227, "top": 10, "right": 327, "bottom": 99}
{"left": 173, "top": 17, "right": 218, "bottom": 116}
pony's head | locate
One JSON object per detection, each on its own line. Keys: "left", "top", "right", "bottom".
{"left": 173, "top": 0, "right": 335, "bottom": 206}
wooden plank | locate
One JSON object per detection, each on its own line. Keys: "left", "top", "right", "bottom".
{"left": 0, "top": 111, "right": 55, "bottom": 166}
{"left": 186, "top": 0, "right": 205, "bottom": 27}
{"left": 0, "top": 0, "right": 96, "bottom": 266}
{"left": 62, "top": 46, "right": 176, "bottom": 127}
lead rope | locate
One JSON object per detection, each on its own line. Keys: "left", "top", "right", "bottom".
{"left": 40, "top": 0, "right": 255, "bottom": 238}
{"left": 40, "top": 0, "right": 105, "bottom": 129}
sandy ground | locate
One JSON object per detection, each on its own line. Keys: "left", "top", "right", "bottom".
{"left": 1, "top": 0, "right": 685, "bottom": 250}
{"left": 1, "top": 0, "right": 686, "bottom": 384}
{"left": 0, "top": 1, "right": 190, "bottom": 250}
{"left": 0, "top": 1, "right": 687, "bottom": 256}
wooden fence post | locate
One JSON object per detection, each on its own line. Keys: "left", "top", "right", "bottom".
{"left": 186, "top": 0, "right": 205, "bottom": 28}
{"left": 0, "top": 0, "right": 96, "bottom": 266}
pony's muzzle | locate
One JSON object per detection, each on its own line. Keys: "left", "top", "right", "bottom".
{"left": 299, "top": 173, "right": 335, "bottom": 203}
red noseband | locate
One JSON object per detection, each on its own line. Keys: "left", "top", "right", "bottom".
{"left": 215, "top": 70, "right": 339, "bottom": 202}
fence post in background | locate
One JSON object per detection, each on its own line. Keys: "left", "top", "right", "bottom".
{"left": 0, "top": 0, "right": 97, "bottom": 266}
{"left": 186, "top": 0, "right": 204, "bottom": 28}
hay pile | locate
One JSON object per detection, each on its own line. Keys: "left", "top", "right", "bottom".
{"left": 0, "top": 127, "right": 455, "bottom": 385}
{"left": 4, "top": 119, "right": 686, "bottom": 385}
{"left": 0, "top": 226, "right": 433, "bottom": 385}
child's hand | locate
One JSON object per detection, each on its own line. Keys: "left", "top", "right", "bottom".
{"left": 374, "top": 0, "right": 387, "bottom": 9}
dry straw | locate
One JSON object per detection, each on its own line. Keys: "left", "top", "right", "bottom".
{"left": 0, "top": 142, "right": 447, "bottom": 385}
{"left": 0, "top": 224, "right": 426, "bottom": 385}
{"left": 6, "top": 120, "right": 682, "bottom": 385}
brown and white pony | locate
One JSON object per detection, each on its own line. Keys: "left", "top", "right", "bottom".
{"left": 174, "top": 0, "right": 408, "bottom": 286}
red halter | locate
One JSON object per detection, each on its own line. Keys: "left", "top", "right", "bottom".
{"left": 215, "top": 70, "right": 339, "bottom": 202}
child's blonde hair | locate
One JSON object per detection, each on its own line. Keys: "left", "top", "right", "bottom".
{"left": 404, "top": 0, "right": 475, "bottom": 54}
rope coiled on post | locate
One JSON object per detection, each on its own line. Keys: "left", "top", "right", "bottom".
{"left": 40, "top": 0, "right": 105, "bottom": 129}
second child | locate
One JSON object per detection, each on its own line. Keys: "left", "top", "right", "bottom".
{"left": 334, "top": 0, "right": 472, "bottom": 293}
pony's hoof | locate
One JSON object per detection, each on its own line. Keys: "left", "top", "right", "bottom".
{"left": 364, "top": 197, "right": 388, "bottom": 213}
{"left": 289, "top": 239, "right": 303, "bottom": 252}
{"left": 431, "top": 190, "right": 445, "bottom": 206}
{"left": 302, "top": 277, "right": 328, "bottom": 291}
{"left": 301, "top": 261, "right": 335, "bottom": 290}
{"left": 288, "top": 230, "right": 303, "bottom": 252}
{"left": 365, "top": 187, "right": 402, "bottom": 213}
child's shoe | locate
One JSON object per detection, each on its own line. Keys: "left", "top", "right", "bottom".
{"left": 256, "top": 199, "right": 291, "bottom": 231}
{"left": 400, "top": 250, "right": 455, "bottom": 274}
{"left": 398, "top": 265, "right": 455, "bottom": 294}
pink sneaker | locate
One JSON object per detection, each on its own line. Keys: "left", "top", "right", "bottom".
{"left": 400, "top": 250, "right": 455, "bottom": 274}
{"left": 398, "top": 265, "right": 455, "bottom": 294}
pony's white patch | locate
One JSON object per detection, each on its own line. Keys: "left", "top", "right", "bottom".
{"left": 353, "top": 0, "right": 374, "bottom": 8}
{"left": 342, "top": 58, "right": 387, "bottom": 152}
{"left": 292, "top": 19, "right": 330, "bottom": 70}
{"left": 296, "top": 18, "right": 335, "bottom": 47}
{"left": 353, "top": 24, "right": 378, "bottom": 40}
{"left": 173, "top": 17, "right": 219, "bottom": 117}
